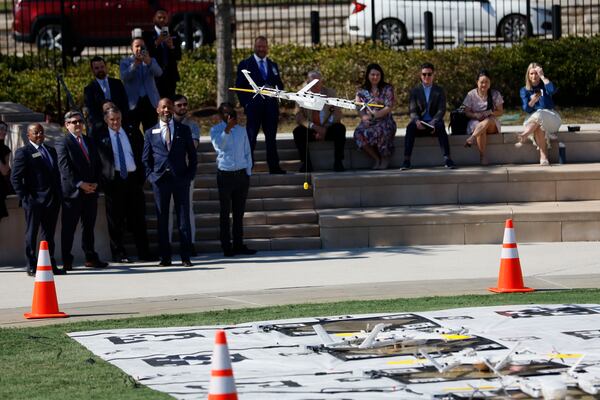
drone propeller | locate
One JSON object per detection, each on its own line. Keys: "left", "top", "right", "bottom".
{"left": 274, "top": 85, "right": 281, "bottom": 103}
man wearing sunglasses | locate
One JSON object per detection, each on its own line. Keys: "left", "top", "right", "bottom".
{"left": 403, "top": 62, "right": 455, "bottom": 170}
{"left": 56, "top": 111, "right": 108, "bottom": 270}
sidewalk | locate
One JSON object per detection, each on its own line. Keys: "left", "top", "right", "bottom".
{"left": 1, "top": 242, "right": 599, "bottom": 328}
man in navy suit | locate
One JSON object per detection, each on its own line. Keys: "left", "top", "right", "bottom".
{"left": 143, "top": 98, "right": 197, "bottom": 267}
{"left": 235, "top": 36, "right": 286, "bottom": 174}
{"left": 84, "top": 56, "right": 130, "bottom": 138}
{"left": 96, "top": 107, "right": 152, "bottom": 263}
{"left": 11, "top": 124, "right": 65, "bottom": 276}
{"left": 142, "top": 8, "right": 181, "bottom": 98}
{"left": 56, "top": 111, "right": 108, "bottom": 270}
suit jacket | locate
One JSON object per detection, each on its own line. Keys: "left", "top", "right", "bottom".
{"left": 295, "top": 86, "right": 342, "bottom": 127}
{"left": 142, "top": 120, "right": 197, "bottom": 184}
{"left": 409, "top": 84, "right": 446, "bottom": 125}
{"left": 119, "top": 55, "right": 163, "bottom": 110}
{"left": 95, "top": 126, "right": 145, "bottom": 185}
{"left": 55, "top": 133, "right": 102, "bottom": 199}
{"left": 83, "top": 77, "right": 130, "bottom": 138}
{"left": 235, "top": 55, "right": 284, "bottom": 109}
{"left": 10, "top": 142, "right": 62, "bottom": 208}
{"left": 142, "top": 29, "right": 181, "bottom": 83}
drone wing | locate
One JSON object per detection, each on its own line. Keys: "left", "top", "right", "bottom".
{"left": 298, "top": 79, "right": 320, "bottom": 95}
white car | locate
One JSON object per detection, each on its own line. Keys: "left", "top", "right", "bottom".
{"left": 347, "top": 0, "right": 553, "bottom": 46}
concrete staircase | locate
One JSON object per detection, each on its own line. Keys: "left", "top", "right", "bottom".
{"left": 143, "top": 138, "right": 321, "bottom": 253}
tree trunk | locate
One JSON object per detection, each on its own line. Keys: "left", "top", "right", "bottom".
{"left": 215, "top": 0, "right": 234, "bottom": 106}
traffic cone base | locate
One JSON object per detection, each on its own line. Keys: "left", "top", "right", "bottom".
{"left": 24, "top": 242, "right": 69, "bottom": 319}
{"left": 488, "top": 219, "right": 535, "bottom": 294}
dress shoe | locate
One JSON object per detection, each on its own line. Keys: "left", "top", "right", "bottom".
{"left": 298, "top": 162, "right": 313, "bottom": 173}
{"left": 444, "top": 158, "right": 456, "bottom": 169}
{"left": 53, "top": 268, "right": 67, "bottom": 276}
{"left": 333, "top": 161, "right": 345, "bottom": 172}
{"left": 182, "top": 260, "right": 193, "bottom": 267}
{"left": 85, "top": 259, "right": 109, "bottom": 268}
{"left": 223, "top": 248, "right": 235, "bottom": 257}
{"left": 269, "top": 168, "right": 287, "bottom": 175}
{"left": 401, "top": 160, "right": 411, "bottom": 170}
{"left": 62, "top": 262, "right": 73, "bottom": 271}
{"left": 158, "top": 259, "right": 172, "bottom": 267}
{"left": 233, "top": 245, "right": 257, "bottom": 256}
{"left": 26, "top": 269, "right": 36, "bottom": 277}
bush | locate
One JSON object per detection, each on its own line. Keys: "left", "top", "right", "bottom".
{"left": 2, "top": 37, "right": 600, "bottom": 115}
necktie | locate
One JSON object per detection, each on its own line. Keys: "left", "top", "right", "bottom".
{"left": 259, "top": 59, "right": 267, "bottom": 80}
{"left": 77, "top": 136, "right": 90, "bottom": 163}
{"left": 101, "top": 80, "right": 111, "bottom": 100}
{"left": 164, "top": 123, "right": 172, "bottom": 151}
{"left": 39, "top": 145, "right": 53, "bottom": 168}
{"left": 115, "top": 131, "right": 128, "bottom": 179}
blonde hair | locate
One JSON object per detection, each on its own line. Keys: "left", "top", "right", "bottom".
{"left": 525, "top": 62, "right": 542, "bottom": 90}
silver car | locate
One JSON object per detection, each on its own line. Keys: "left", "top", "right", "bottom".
{"left": 347, "top": 0, "right": 553, "bottom": 46}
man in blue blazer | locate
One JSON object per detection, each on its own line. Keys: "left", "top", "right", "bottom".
{"left": 235, "top": 36, "right": 286, "bottom": 174}
{"left": 11, "top": 124, "right": 65, "bottom": 276}
{"left": 143, "top": 98, "right": 197, "bottom": 267}
{"left": 56, "top": 111, "right": 108, "bottom": 270}
{"left": 120, "top": 37, "right": 163, "bottom": 132}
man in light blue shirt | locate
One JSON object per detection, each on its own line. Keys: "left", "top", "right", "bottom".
{"left": 210, "top": 102, "right": 255, "bottom": 257}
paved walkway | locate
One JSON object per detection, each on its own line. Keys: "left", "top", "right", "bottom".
{"left": 1, "top": 242, "right": 599, "bottom": 328}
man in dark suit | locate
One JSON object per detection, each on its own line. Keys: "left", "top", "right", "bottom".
{"left": 83, "top": 56, "right": 129, "bottom": 138}
{"left": 235, "top": 36, "right": 286, "bottom": 174}
{"left": 56, "top": 111, "right": 108, "bottom": 270}
{"left": 11, "top": 124, "right": 65, "bottom": 276}
{"left": 403, "top": 62, "right": 456, "bottom": 170}
{"left": 142, "top": 8, "right": 181, "bottom": 98}
{"left": 96, "top": 107, "right": 152, "bottom": 263}
{"left": 143, "top": 98, "right": 197, "bottom": 267}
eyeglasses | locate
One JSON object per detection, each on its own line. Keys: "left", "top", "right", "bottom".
{"left": 67, "top": 120, "right": 83, "bottom": 125}
{"left": 174, "top": 103, "right": 188, "bottom": 107}
{"left": 421, "top": 72, "right": 433, "bottom": 77}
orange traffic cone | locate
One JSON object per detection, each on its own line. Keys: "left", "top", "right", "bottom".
{"left": 24, "top": 241, "right": 69, "bottom": 319}
{"left": 208, "top": 330, "right": 238, "bottom": 400}
{"left": 489, "top": 219, "right": 535, "bottom": 293}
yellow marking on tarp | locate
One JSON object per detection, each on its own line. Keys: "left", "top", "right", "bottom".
{"left": 441, "top": 334, "right": 472, "bottom": 340}
{"left": 547, "top": 353, "right": 583, "bottom": 359}
{"left": 333, "top": 332, "right": 360, "bottom": 337}
{"left": 443, "top": 385, "right": 497, "bottom": 391}
{"left": 387, "top": 358, "right": 427, "bottom": 365}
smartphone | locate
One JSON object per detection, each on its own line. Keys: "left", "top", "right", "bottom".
{"left": 534, "top": 88, "right": 544, "bottom": 96}
{"left": 225, "top": 109, "right": 237, "bottom": 120}
{"left": 140, "top": 45, "right": 147, "bottom": 56}
{"left": 161, "top": 26, "right": 169, "bottom": 36}
{"left": 420, "top": 120, "right": 434, "bottom": 129}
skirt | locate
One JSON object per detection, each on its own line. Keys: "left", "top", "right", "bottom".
{"left": 523, "top": 109, "right": 562, "bottom": 148}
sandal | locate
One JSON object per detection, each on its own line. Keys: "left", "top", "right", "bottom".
{"left": 540, "top": 159, "right": 550, "bottom": 166}
{"left": 464, "top": 135, "right": 475, "bottom": 148}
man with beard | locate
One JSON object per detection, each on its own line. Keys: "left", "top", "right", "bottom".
{"left": 84, "top": 56, "right": 129, "bottom": 138}
{"left": 143, "top": 98, "right": 197, "bottom": 267}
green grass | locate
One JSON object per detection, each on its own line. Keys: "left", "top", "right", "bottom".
{"left": 2, "top": 289, "right": 600, "bottom": 399}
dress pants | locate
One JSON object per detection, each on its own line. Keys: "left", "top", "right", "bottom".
{"left": 245, "top": 103, "right": 280, "bottom": 172}
{"left": 152, "top": 173, "right": 192, "bottom": 261}
{"left": 404, "top": 120, "right": 451, "bottom": 158}
{"left": 130, "top": 96, "right": 157, "bottom": 133}
{"left": 292, "top": 123, "right": 346, "bottom": 167}
{"left": 168, "top": 178, "right": 195, "bottom": 244}
{"left": 217, "top": 169, "right": 249, "bottom": 251}
{"left": 24, "top": 199, "right": 60, "bottom": 269}
{"left": 104, "top": 174, "right": 150, "bottom": 259}
{"left": 61, "top": 193, "right": 99, "bottom": 264}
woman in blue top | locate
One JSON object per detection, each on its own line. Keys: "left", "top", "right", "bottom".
{"left": 516, "top": 62, "right": 561, "bottom": 166}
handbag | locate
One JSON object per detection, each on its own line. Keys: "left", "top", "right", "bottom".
{"left": 449, "top": 106, "right": 469, "bottom": 135}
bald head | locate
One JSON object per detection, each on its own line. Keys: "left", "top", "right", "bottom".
{"left": 27, "top": 123, "right": 45, "bottom": 145}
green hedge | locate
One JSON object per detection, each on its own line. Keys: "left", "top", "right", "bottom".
{"left": 2, "top": 36, "right": 600, "bottom": 115}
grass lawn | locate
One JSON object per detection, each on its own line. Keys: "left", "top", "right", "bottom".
{"left": 2, "top": 289, "right": 600, "bottom": 399}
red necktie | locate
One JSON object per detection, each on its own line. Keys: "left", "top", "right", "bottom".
{"left": 77, "top": 136, "right": 90, "bottom": 163}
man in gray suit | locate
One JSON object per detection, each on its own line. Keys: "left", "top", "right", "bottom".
{"left": 403, "top": 62, "right": 455, "bottom": 170}
{"left": 120, "top": 37, "right": 162, "bottom": 132}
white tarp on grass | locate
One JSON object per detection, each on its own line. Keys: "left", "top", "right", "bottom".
{"left": 70, "top": 304, "right": 600, "bottom": 399}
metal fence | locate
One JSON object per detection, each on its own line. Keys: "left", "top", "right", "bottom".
{"left": 1, "top": 0, "right": 600, "bottom": 67}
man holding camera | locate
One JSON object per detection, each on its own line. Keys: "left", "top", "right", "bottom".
{"left": 120, "top": 37, "right": 163, "bottom": 132}
{"left": 142, "top": 9, "right": 181, "bottom": 98}
{"left": 210, "top": 103, "right": 256, "bottom": 257}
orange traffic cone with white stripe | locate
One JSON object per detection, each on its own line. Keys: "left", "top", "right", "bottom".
{"left": 489, "top": 219, "right": 535, "bottom": 293}
{"left": 24, "top": 241, "right": 69, "bottom": 319}
{"left": 208, "top": 330, "right": 238, "bottom": 400}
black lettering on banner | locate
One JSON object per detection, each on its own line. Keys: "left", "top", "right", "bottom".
{"left": 143, "top": 353, "right": 247, "bottom": 367}
{"left": 563, "top": 330, "right": 600, "bottom": 340}
{"left": 435, "top": 316, "right": 474, "bottom": 320}
{"left": 496, "top": 306, "right": 599, "bottom": 319}
{"left": 107, "top": 332, "right": 204, "bottom": 345}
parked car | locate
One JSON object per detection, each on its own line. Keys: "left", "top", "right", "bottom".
{"left": 347, "top": 0, "right": 553, "bottom": 46}
{"left": 12, "top": 0, "right": 218, "bottom": 55}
